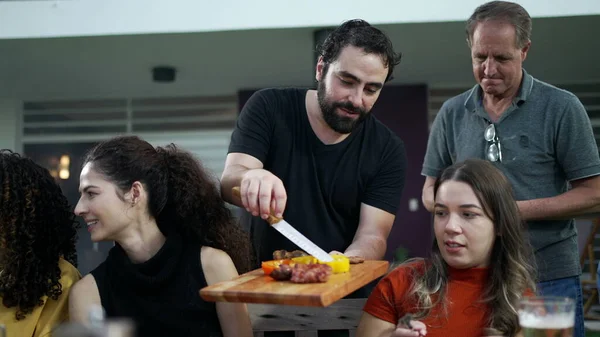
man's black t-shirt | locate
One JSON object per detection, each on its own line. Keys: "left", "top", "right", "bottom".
{"left": 229, "top": 88, "right": 407, "bottom": 264}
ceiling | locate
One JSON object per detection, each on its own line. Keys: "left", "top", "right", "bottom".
{"left": 0, "top": 15, "right": 598, "bottom": 101}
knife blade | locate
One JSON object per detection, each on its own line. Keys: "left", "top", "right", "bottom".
{"left": 270, "top": 219, "right": 333, "bottom": 262}
{"left": 232, "top": 186, "right": 334, "bottom": 262}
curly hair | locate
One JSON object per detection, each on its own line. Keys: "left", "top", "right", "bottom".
{"left": 318, "top": 19, "right": 402, "bottom": 82}
{"left": 0, "top": 150, "right": 79, "bottom": 320}
{"left": 406, "top": 159, "right": 536, "bottom": 336}
{"left": 82, "top": 136, "right": 253, "bottom": 273}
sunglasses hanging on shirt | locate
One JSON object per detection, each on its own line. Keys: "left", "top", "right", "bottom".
{"left": 484, "top": 123, "right": 502, "bottom": 162}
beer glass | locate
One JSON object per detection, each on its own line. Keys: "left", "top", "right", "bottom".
{"left": 518, "top": 296, "right": 575, "bottom": 337}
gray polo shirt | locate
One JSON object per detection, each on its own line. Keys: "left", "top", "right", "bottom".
{"left": 422, "top": 69, "right": 600, "bottom": 282}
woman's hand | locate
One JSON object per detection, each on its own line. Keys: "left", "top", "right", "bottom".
{"left": 392, "top": 319, "right": 427, "bottom": 337}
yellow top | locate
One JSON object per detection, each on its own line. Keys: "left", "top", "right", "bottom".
{"left": 0, "top": 258, "right": 81, "bottom": 337}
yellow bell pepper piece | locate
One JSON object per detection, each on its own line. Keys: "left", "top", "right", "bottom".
{"left": 291, "top": 254, "right": 350, "bottom": 273}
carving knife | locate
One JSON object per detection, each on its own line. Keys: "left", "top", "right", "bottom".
{"left": 232, "top": 186, "right": 333, "bottom": 262}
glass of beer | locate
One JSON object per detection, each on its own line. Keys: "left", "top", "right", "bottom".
{"left": 518, "top": 296, "right": 574, "bottom": 337}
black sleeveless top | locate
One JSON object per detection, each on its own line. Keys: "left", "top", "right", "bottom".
{"left": 91, "top": 233, "right": 222, "bottom": 337}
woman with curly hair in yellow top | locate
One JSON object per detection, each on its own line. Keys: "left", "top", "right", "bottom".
{"left": 0, "top": 150, "right": 81, "bottom": 337}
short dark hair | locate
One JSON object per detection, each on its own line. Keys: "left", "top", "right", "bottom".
{"left": 318, "top": 19, "right": 401, "bottom": 82}
{"left": 466, "top": 1, "right": 532, "bottom": 49}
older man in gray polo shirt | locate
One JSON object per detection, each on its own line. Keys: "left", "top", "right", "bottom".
{"left": 421, "top": 2, "right": 600, "bottom": 336}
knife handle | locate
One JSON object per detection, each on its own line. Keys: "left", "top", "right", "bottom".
{"left": 231, "top": 186, "right": 282, "bottom": 225}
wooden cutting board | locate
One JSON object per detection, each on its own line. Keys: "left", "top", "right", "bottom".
{"left": 199, "top": 260, "right": 389, "bottom": 307}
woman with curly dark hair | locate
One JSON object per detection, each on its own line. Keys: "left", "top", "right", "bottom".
{"left": 69, "top": 136, "right": 254, "bottom": 337}
{"left": 0, "top": 150, "right": 80, "bottom": 337}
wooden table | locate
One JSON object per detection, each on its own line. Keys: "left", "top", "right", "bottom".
{"left": 200, "top": 260, "right": 389, "bottom": 307}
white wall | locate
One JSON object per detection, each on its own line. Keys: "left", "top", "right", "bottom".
{"left": 1, "top": 0, "right": 599, "bottom": 39}
{"left": 0, "top": 99, "right": 22, "bottom": 152}
{"left": 143, "top": 130, "right": 233, "bottom": 180}
{"left": 1, "top": 15, "right": 598, "bottom": 102}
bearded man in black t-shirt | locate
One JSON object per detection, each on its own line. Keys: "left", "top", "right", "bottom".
{"left": 221, "top": 19, "right": 407, "bottom": 270}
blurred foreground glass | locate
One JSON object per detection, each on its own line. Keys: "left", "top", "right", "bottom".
{"left": 0, "top": 324, "right": 5, "bottom": 337}
{"left": 518, "top": 296, "right": 574, "bottom": 337}
{"left": 54, "top": 319, "right": 135, "bottom": 337}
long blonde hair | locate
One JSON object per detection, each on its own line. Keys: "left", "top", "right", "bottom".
{"left": 407, "top": 159, "right": 536, "bottom": 336}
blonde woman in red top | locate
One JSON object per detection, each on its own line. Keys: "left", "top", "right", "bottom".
{"left": 357, "top": 159, "right": 536, "bottom": 337}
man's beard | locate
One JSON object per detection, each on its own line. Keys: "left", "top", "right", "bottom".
{"left": 317, "top": 80, "right": 368, "bottom": 134}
